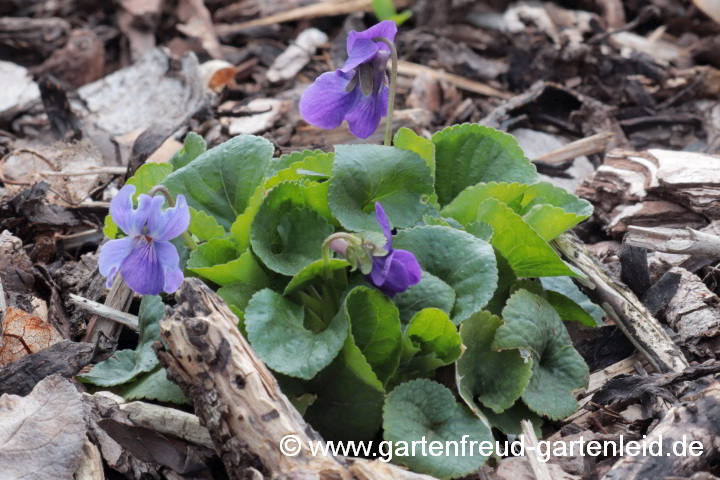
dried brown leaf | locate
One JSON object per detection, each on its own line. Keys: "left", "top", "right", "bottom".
{"left": 0, "top": 375, "right": 86, "bottom": 480}
{"left": 0, "top": 307, "right": 62, "bottom": 366}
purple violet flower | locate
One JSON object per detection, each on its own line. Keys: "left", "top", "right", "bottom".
{"left": 365, "top": 203, "right": 422, "bottom": 297}
{"left": 98, "top": 185, "right": 189, "bottom": 295}
{"left": 299, "top": 20, "right": 397, "bottom": 138}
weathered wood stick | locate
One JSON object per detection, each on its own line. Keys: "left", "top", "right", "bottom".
{"left": 156, "top": 278, "right": 436, "bottom": 480}
{"left": 396, "top": 60, "right": 511, "bottom": 99}
{"left": 554, "top": 234, "right": 689, "bottom": 373}
{"left": 69, "top": 293, "right": 138, "bottom": 331}
{"left": 533, "top": 132, "right": 614, "bottom": 166}
{"left": 625, "top": 226, "right": 720, "bottom": 257}
{"left": 602, "top": 381, "right": 720, "bottom": 479}
{"left": 83, "top": 276, "right": 133, "bottom": 343}
{"left": 521, "top": 420, "right": 552, "bottom": 480}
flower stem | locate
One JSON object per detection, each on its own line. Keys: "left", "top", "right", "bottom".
{"left": 149, "top": 185, "right": 197, "bottom": 250}
{"left": 373, "top": 37, "right": 398, "bottom": 147}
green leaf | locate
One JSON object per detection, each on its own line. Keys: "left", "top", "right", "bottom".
{"left": 329, "top": 144, "right": 434, "bottom": 232}
{"left": 104, "top": 215, "right": 118, "bottom": 239}
{"left": 371, "top": 0, "right": 396, "bottom": 19}
{"left": 457, "top": 311, "right": 532, "bottom": 414}
{"left": 493, "top": 289, "right": 589, "bottom": 420}
{"left": 540, "top": 276, "right": 604, "bottom": 326}
{"left": 432, "top": 124, "right": 536, "bottom": 206}
{"left": 163, "top": 135, "right": 274, "bottom": 229}
{"left": 393, "top": 226, "right": 498, "bottom": 325}
{"left": 264, "top": 152, "right": 333, "bottom": 190}
{"left": 546, "top": 291, "right": 597, "bottom": 327}
{"left": 170, "top": 132, "right": 207, "bottom": 170}
{"left": 78, "top": 296, "right": 165, "bottom": 387}
{"left": 441, "top": 181, "right": 592, "bottom": 240}
{"left": 521, "top": 182, "right": 594, "bottom": 217}
{"left": 267, "top": 149, "right": 325, "bottom": 178}
{"left": 283, "top": 259, "right": 350, "bottom": 296}
{"left": 217, "top": 282, "right": 264, "bottom": 335}
{"left": 189, "top": 207, "right": 226, "bottom": 241}
{"left": 245, "top": 289, "right": 348, "bottom": 379}
{"left": 393, "top": 272, "right": 456, "bottom": 324}
{"left": 522, "top": 205, "right": 586, "bottom": 241}
{"left": 344, "top": 286, "right": 402, "bottom": 385}
{"left": 383, "top": 379, "right": 492, "bottom": 479}
{"left": 252, "top": 195, "right": 335, "bottom": 275}
{"left": 482, "top": 401, "right": 543, "bottom": 436}
{"left": 304, "top": 333, "right": 385, "bottom": 441}
{"left": 475, "top": 198, "right": 578, "bottom": 278}
{"left": 394, "top": 128, "right": 435, "bottom": 179}
{"left": 390, "top": 10, "right": 413, "bottom": 25}
{"left": 465, "top": 221, "right": 493, "bottom": 241}
{"left": 187, "top": 239, "right": 269, "bottom": 287}
{"left": 230, "top": 185, "right": 264, "bottom": 252}
{"left": 128, "top": 163, "right": 174, "bottom": 196}
{"left": 484, "top": 250, "right": 516, "bottom": 316}
{"left": 404, "top": 308, "right": 462, "bottom": 375}
{"left": 441, "top": 182, "right": 530, "bottom": 225}
{"left": 116, "top": 366, "right": 188, "bottom": 404}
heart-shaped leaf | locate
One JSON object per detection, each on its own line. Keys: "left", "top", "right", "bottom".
{"left": 329, "top": 144, "right": 434, "bottom": 232}
{"left": 457, "top": 311, "right": 532, "bottom": 414}
{"left": 344, "top": 286, "right": 402, "bottom": 385}
{"left": 492, "top": 289, "right": 589, "bottom": 419}
{"left": 78, "top": 296, "right": 165, "bottom": 386}
{"left": 187, "top": 239, "right": 269, "bottom": 287}
{"left": 217, "top": 282, "right": 264, "bottom": 334}
{"left": 482, "top": 401, "right": 543, "bottom": 436}
{"left": 540, "top": 276, "right": 604, "bottom": 326}
{"left": 170, "top": 131, "right": 206, "bottom": 170}
{"left": 245, "top": 289, "right": 348, "bottom": 379}
{"left": 304, "top": 332, "right": 385, "bottom": 441}
{"left": 401, "top": 308, "right": 462, "bottom": 377}
{"left": 383, "top": 379, "right": 492, "bottom": 480}
{"left": 394, "top": 127, "right": 435, "bottom": 179}
{"left": 393, "top": 226, "right": 497, "bottom": 324}
{"left": 164, "top": 135, "right": 274, "bottom": 229}
{"left": 441, "top": 181, "right": 592, "bottom": 240}
{"left": 475, "top": 198, "right": 577, "bottom": 277}
{"left": 283, "top": 259, "right": 350, "bottom": 295}
{"left": 432, "top": 124, "right": 536, "bottom": 206}
{"left": 252, "top": 185, "right": 335, "bottom": 275}
{"left": 189, "top": 208, "right": 225, "bottom": 241}
{"left": 392, "top": 272, "right": 456, "bottom": 324}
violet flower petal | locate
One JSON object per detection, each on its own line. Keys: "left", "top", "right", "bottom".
{"left": 299, "top": 71, "right": 363, "bottom": 130}
{"left": 339, "top": 38, "right": 378, "bottom": 73}
{"left": 370, "top": 249, "right": 397, "bottom": 287}
{"left": 147, "top": 194, "right": 190, "bottom": 241}
{"left": 154, "top": 240, "right": 184, "bottom": 293}
{"left": 346, "top": 83, "right": 388, "bottom": 139}
{"left": 374, "top": 202, "right": 393, "bottom": 248}
{"left": 347, "top": 20, "right": 397, "bottom": 54}
{"left": 366, "top": 248, "right": 422, "bottom": 297}
{"left": 98, "top": 236, "right": 134, "bottom": 288}
{"left": 119, "top": 238, "right": 166, "bottom": 295}
{"left": 110, "top": 185, "right": 153, "bottom": 237}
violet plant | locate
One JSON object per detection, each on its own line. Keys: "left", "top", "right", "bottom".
{"left": 87, "top": 21, "right": 603, "bottom": 480}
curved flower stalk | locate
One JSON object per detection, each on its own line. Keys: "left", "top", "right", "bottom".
{"left": 98, "top": 185, "right": 189, "bottom": 295}
{"left": 299, "top": 20, "right": 398, "bottom": 141}
{"left": 326, "top": 203, "right": 422, "bottom": 297}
